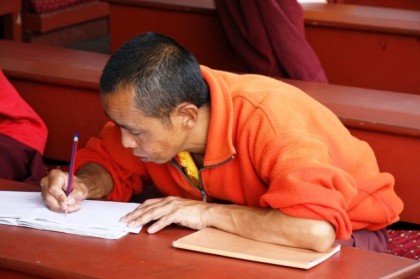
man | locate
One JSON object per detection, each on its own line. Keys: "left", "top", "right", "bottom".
{"left": 41, "top": 32, "right": 403, "bottom": 252}
{"left": 0, "top": 69, "right": 48, "bottom": 183}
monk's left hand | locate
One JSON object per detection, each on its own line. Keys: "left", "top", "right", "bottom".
{"left": 120, "top": 196, "right": 212, "bottom": 233}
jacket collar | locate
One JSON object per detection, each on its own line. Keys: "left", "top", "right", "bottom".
{"left": 200, "top": 66, "right": 236, "bottom": 166}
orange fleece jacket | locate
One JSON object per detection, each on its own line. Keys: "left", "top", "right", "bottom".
{"left": 76, "top": 66, "right": 403, "bottom": 240}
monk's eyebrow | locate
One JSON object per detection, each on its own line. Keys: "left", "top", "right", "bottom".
{"left": 104, "top": 111, "right": 137, "bottom": 131}
{"left": 116, "top": 122, "right": 138, "bottom": 131}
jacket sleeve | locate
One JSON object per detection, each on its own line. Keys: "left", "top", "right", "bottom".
{"left": 75, "top": 121, "right": 148, "bottom": 201}
{"left": 257, "top": 132, "right": 356, "bottom": 239}
{"left": 251, "top": 109, "right": 401, "bottom": 240}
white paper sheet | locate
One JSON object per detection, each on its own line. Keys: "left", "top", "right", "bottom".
{"left": 0, "top": 191, "right": 142, "bottom": 239}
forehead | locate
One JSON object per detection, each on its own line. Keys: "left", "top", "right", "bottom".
{"left": 101, "top": 87, "right": 144, "bottom": 124}
{"left": 101, "top": 85, "right": 135, "bottom": 109}
{"left": 101, "top": 87, "right": 170, "bottom": 130}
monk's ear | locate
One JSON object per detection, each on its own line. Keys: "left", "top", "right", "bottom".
{"left": 174, "top": 102, "right": 199, "bottom": 129}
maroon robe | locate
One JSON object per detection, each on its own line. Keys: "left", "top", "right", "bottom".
{"left": 215, "top": 0, "right": 328, "bottom": 82}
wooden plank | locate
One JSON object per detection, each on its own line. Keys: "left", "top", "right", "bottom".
{"left": 302, "top": 3, "right": 420, "bottom": 95}
{"left": 21, "top": 1, "right": 109, "bottom": 33}
{"left": 0, "top": 180, "right": 419, "bottom": 279}
{"left": 26, "top": 18, "right": 108, "bottom": 47}
{"left": 302, "top": 3, "right": 420, "bottom": 36}
{"left": 284, "top": 79, "right": 420, "bottom": 138}
{"left": 0, "top": 40, "right": 109, "bottom": 161}
{"left": 107, "top": 1, "right": 246, "bottom": 73}
{"left": 104, "top": 0, "right": 420, "bottom": 94}
{"left": 343, "top": 0, "right": 420, "bottom": 11}
{"left": 106, "top": 0, "right": 215, "bottom": 13}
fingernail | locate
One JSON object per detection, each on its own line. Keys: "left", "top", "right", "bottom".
{"left": 120, "top": 216, "right": 126, "bottom": 222}
{"left": 128, "top": 221, "right": 136, "bottom": 228}
{"left": 147, "top": 226, "right": 156, "bottom": 234}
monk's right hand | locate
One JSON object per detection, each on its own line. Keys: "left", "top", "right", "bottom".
{"left": 40, "top": 169, "right": 88, "bottom": 213}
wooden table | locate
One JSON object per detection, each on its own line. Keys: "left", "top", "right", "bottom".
{"left": 0, "top": 179, "right": 419, "bottom": 279}
{"left": 103, "top": 0, "right": 420, "bottom": 95}
{"left": 0, "top": 0, "right": 21, "bottom": 41}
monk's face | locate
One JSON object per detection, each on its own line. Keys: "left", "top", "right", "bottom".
{"left": 101, "top": 87, "right": 188, "bottom": 164}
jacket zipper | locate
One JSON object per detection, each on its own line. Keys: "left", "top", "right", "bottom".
{"left": 171, "top": 154, "right": 236, "bottom": 202}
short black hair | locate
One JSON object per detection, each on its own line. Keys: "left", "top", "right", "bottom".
{"left": 100, "top": 32, "right": 210, "bottom": 123}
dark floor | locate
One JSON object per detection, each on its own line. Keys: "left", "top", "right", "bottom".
{"left": 66, "top": 35, "right": 111, "bottom": 54}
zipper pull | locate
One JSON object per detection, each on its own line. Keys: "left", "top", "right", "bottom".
{"left": 201, "top": 189, "right": 207, "bottom": 202}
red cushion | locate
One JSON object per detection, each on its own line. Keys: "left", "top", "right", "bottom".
{"left": 386, "top": 229, "right": 419, "bottom": 260}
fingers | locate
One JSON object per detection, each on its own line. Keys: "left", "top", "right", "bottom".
{"left": 40, "top": 169, "right": 86, "bottom": 213}
{"left": 146, "top": 214, "right": 177, "bottom": 234}
{"left": 64, "top": 191, "right": 84, "bottom": 213}
{"left": 40, "top": 169, "right": 68, "bottom": 212}
{"left": 120, "top": 197, "right": 208, "bottom": 233}
{"left": 120, "top": 197, "right": 177, "bottom": 227}
{"left": 67, "top": 177, "right": 88, "bottom": 205}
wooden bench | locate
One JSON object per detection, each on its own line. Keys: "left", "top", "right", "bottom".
{"left": 104, "top": 0, "right": 420, "bottom": 95}
{"left": 342, "top": 0, "right": 420, "bottom": 10}
{"left": 0, "top": 0, "right": 21, "bottom": 41}
{"left": 0, "top": 40, "right": 109, "bottom": 162}
{"left": 21, "top": 0, "right": 109, "bottom": 46}
{"left": 0, "top": 40, "right": 418, "bottom": 225}
{"left": 105, "top": 0, "right": 246, "bottom": 73}
{"left": 301, "top": 3, "right": 420, "bottom": 95}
